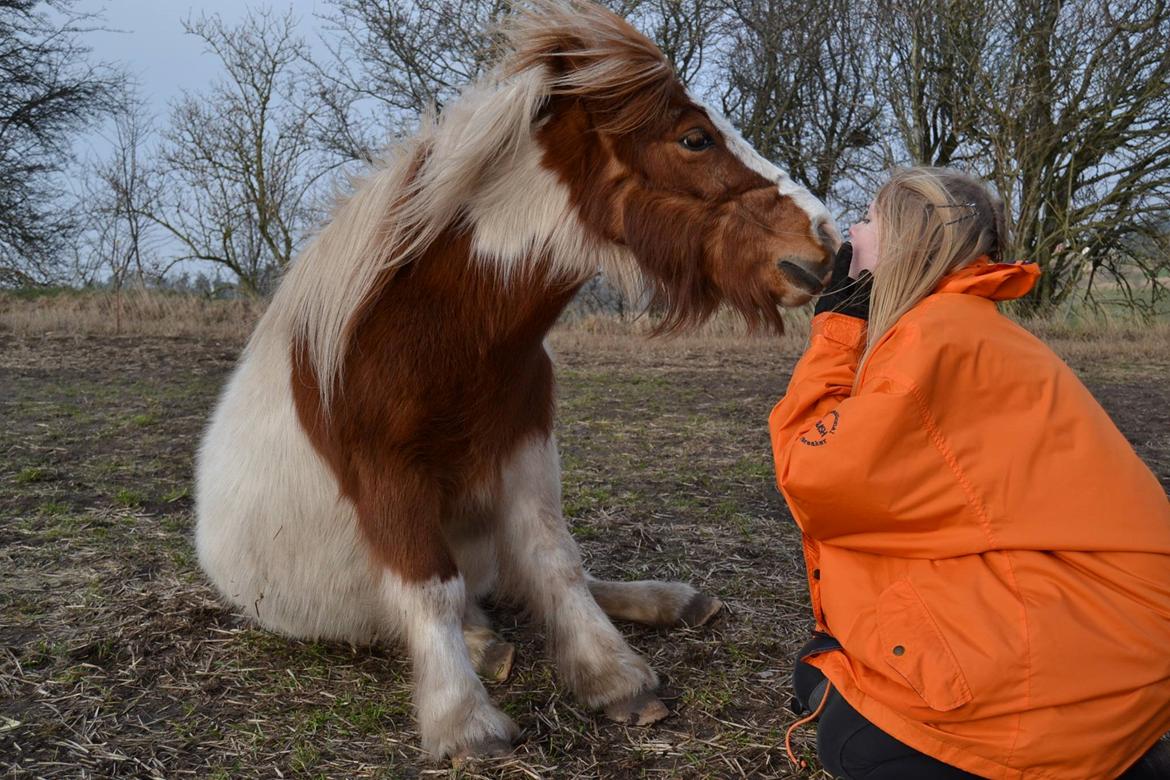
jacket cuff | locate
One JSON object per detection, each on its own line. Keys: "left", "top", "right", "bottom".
{"left": 811, "top": 312, "right": 867, "bottom": 350}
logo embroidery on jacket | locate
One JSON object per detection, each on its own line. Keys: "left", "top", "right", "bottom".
{"left": 799, "top": 410, "right": 839, "bottom": 447}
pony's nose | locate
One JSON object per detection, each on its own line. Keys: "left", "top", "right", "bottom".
{"left": 816, "top": 219, "right": 842, "bottom": 254}
{"left": 777, "top": 259, "right": 826, "bottom": 294}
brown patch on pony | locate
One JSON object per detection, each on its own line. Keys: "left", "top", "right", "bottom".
{"left": 703, "top": 191, "right": 817, "bottom": 333}
{"left": 291, "top": 228, "right": 584, "bottom": 583}
{"left": 534, "top": 85, "right": 815, "bottom": 334}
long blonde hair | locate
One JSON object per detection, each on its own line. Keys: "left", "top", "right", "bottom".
{"left": 856, "top": 167, "right": 1009, "bottom": 386}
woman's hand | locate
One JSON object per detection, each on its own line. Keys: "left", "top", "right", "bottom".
{"left": 814, "top": 242, "right": 872, "bottom": 320}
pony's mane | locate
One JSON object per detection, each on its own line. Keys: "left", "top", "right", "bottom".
{"left": 272, "top": 0, "right": 676, "bottom": 410}
{"left": 505, "top": 0, "right": 674, "bottom": 133}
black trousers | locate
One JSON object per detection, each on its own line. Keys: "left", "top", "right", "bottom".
{"left": 792, "top": 636, "right": 1170, "bottom": 779}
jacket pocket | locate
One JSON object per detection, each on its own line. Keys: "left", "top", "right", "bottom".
{"left": 876, "top": 580, "right": 973, "bottom": 712}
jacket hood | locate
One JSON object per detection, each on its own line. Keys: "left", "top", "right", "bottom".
{"left": 933, "top": 257, "right": 1040, "bottom": 301}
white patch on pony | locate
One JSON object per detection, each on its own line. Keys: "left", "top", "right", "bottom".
{"left": 195, "top": 315, "right": 384, "bottom": 645}
{"left": 467, "top": 126, "right": 594, "bottom": 282}
{"left": 381, "top": 572, "right": 517, "bottom": 757}
{"left": 463, "top": 72, "right": 641, "bottom": 294}
{"left": 494, "top": 429, "right": 656, "bottom": 708}
{"left": 687, "top": 89, "right": 835, "bottom": 231}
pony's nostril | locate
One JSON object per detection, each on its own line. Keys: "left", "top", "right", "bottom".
{"left": 816, "top": 220, "right": 841, "bottom": 254}
{"left": 778, "top": 260, "right": 825, "bottom": 294}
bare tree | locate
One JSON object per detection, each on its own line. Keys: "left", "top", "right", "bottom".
{"left": 310, "top": 0, "right": 510, "bottom": 162}
{"left": 0, "top": 0, "right": 120, "bottom": 285}
{"left": 83, "top": 89, "right": 159, "bottom": 331}
{"left": 151, "top": 9, "right": 337, "bottom": 296}
{"left": 718, "top": 0, "right": 883, "bottom": 207}
{"left": 872, "top": 0, "right": 991, "bottom": 168}
{"left": 979, "top": 0, "right": 1170, "bottom": 311}
{"left": 310, "top": 0, "right": 729, "bottom": 162}
{"left": 622, "top": 0, "right": 722, "bottom": 86}
{"left": 874, "top": 0, "right": 1170, "bottom": 311}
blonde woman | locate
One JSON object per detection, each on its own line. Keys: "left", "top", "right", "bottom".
{"left": 770, "top": 167, "right": 1170, "bottom": 779}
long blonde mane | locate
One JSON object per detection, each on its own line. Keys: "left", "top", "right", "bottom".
{"left": 269, "top": 0, "right": 674, "bottom": 409}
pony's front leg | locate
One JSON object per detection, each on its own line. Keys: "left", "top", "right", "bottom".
{"left": 360, "top": 463, "right": 517, "bottom": 760}
{"left": 496, "top": 435, "right": 667, "bottom": 725}
{"left": 385, "top": 571, "right": 518, "bottom": 758}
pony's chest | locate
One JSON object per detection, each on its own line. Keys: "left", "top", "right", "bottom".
{"left": 428, "top": 348, "right": 559, "bottom": 446}
{"left": 339, "top": 342, "right": 558, "bottom": 450}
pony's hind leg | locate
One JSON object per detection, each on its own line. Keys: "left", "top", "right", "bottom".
{"left": 495, "top": 435, "right": 667, "bottom": 726}
{"left": 586, "top": 576, "right": 723, "bottom": 628}
{"left": 463, "top": 601, "right": 515, "bottom": 683}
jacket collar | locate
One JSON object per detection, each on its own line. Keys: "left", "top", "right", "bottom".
{"left": 933, "top": 257, "right": 1040, "bottom": 301}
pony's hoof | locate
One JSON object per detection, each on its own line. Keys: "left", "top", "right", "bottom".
{"left": 450, "top": 737, "right": 514, "bottom": 765}
{"left": 604, "top": 689, "right": 669, "bottom": 726}
{"left": 679, "top": 593, "right": 723, "bottom": 627}
{"left": 476, "top": 639, "right": 515, "bottom": 683}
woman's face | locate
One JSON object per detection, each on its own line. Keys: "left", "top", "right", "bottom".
{"left": 848, "top": 202, "right": 879, "bottom": 277}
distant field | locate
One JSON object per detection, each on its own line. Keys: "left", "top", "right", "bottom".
{"left": 2, "top": 299, "right": 1168, "bottom": 778}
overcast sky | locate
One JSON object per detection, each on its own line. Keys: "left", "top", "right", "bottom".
{"left": 71, "top": 0, "right": 328, "bottom": 158}
{"left": 58, "top": 1, "right": 334, "bottom": 280}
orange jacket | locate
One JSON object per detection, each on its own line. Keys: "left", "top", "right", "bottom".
{"left": 769, "top": 259, "right": 1170, "bottom": 779}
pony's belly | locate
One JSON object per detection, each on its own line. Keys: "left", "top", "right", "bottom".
{"left": 194, "top": 325, "right": 384, "bottom": 644}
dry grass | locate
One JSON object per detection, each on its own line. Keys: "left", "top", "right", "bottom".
{"left": 5, "top": 289, "right": 1166, "bottom": 369}
{"left": 1018, "top": 313, "right": 1170, "bottom": 367}
{"left": 0, "top": 333, "right": 824, "bottom": 779}
{"left": 1, "top": 308, "right": 1167, "bottom": 778}
{"left": 0, "top": 289, "right": 264, "bottom": 340}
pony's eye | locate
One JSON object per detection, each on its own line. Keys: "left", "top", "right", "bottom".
{"left": 679, "top": 129, "right": 714, "bottom": 151}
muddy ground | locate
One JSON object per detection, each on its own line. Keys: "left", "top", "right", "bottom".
{"left": 2, "top": 331, "right": 1168, "bottom": 779}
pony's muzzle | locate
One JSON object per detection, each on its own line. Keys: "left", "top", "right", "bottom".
{"left": 816, "top": 220, "right": 842, "bottom": 254}
{"left": 777, "top": 259, "right": 827, "bottom": 294}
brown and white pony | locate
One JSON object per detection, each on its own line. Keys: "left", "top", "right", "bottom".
{"left": 195, "top": 0, "right": 836, "bottom": 761}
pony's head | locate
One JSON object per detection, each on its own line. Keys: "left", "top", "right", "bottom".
{"left": 507, "top": 0, "right": 839, "bottom": 331}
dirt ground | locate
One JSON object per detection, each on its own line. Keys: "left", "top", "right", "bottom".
{"left": 2, "top": 330, "right": 1168, "bottom": 779}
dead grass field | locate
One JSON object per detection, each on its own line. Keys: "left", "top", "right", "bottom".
{"left": 2, "top": 294, "right": 1168, "bottom": 779}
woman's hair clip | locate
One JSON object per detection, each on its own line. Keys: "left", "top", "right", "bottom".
{"left": 927, "top": 201, "right": 979, "bottom": 226}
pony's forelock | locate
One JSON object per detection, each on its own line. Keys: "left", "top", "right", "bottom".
{"left": 504, "top": 0, "right": 675, "bottom": 134}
